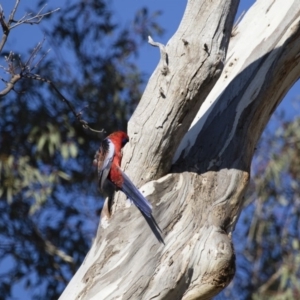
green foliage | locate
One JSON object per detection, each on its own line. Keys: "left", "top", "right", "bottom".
{"left": 0, "top": 1, "right": 163, "bottom": 299}
{"left": 0, "top": 154, "right": 69, "bottom": 213}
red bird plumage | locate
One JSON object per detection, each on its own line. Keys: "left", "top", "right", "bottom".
{"left": 94, "top": 131, "right": 164, "bottom": 243}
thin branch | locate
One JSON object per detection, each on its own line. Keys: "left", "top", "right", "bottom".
{"left": 257, "top": 266, "right": 283, "bottom": 294}
{"left": 8, "top": 0, "right": 20, "bottom": 25}
{"left": 0, "top": 51, "right": 23, "bottom": 96}
{"left": 0, "top": 5, "right": 10, "bottom": 53}
{"left": 32, "top": 223, "right": 74, "bottom": 265}
{"left": 0, "top": 40, "right": 47, "bottom": 96}
{"left": 0, "top": 6, "right": 8, "bottom": 34}
{"left": 15, "top": 4, "right": 48, "bottom": 23}
{"left": 0, "top": 73, "right": 21, "bottom": 96}
{"left": 22, "top": 38, "right": 48, "bottom": 72}
{"left": 0, "top": 0, "right": 21, "bottom": 53}
{"left": 24, "top": 73, "right": 105, "bottom": 134}
{"left": 0, "top": 34, "right": 104, "bottom": 134}
{"left": 10, "top": 6, "right": 60, "bottom": 29}
{"left": 0, "top": 2, "right": 59, "bottom": 53}
{"left": 0, "top": 35, "right": 7, "bottom": 54}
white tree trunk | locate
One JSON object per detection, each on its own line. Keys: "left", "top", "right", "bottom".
{"left": 60, "top": 0, "right": 300, "bottom": 299}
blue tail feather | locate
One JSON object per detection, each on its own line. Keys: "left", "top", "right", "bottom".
{"left": 120, "top": 170, "right": 164, "bottom": 244}
{"left": 120, "top": 170, "right": 153, "bottom": 217}
{"left": 140, "top": 211, "right": 164, "bottom": 244}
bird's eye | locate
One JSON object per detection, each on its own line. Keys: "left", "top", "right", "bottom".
{"left": 122, "top": 137, "right": 129, "bottom": 146}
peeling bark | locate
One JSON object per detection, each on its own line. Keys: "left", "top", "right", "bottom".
{"left": 60, "top": 0, "right": 300, "bottom": 299}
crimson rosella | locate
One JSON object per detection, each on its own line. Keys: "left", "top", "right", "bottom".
{"left": 93, "top": 131, "right": 164, "bottom": 243}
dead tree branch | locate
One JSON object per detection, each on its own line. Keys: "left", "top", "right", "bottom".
{"left": 10, "top": 5, "right": 60, "bottom": 29}
{"left": 0, "top": 37, "right": 104, "bottom": 134}
{"left": 0, "top": 40, "right": 48, "bottom": 96}
{"left": 24, "top": 73, "right": 105, "bottom": 133}
{"left": 0, "top": 1, "right": 59, "bottom": 53}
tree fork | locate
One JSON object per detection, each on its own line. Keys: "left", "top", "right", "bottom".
{"left": 60, "top": 0, "right": 300, "bottom": 299}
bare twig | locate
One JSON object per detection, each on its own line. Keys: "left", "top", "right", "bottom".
{"left": 0, "top": 40, "right": 104, "bottom": 133}
{"left": 8, "top": 0, "right": 20, "bottom": 25}
{"left": 0, "top": 48, "right": 104, "bottom": 133}
{"left": 0, "top": 0, "right": 21, "bottom": 52}
{"left": 0, "top": 51, "right": 23, "bottom": 96}
{"left": 10, "top": 6, "right": 60, "bottom": 29}
{"left": 0, "top": 5, "right": 10, "bottom": 53}
{"left": 257, "top": 266, "right": 283, "bottom": 294}
{"left": 0, "top": 7, "right": 8, "bottom": 34}
{"left": 32, "top": 223, "right": 74, "bottom": 265}
{"left": 24, "top": 73, "right": 105, "bottom": 134}
{"left": 0, "top": 39, "right": 49, "bottom": 96}
{"left": 0, "top": 2, "right": 59, "bottom": 53}
{"left": 22, "top": 39, "right": 49, "bottom": 73}
{"left": 0, "top": 73, "right": 21, "bottom": 96}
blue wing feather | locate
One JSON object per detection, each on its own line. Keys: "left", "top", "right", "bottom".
{"left": 94, "top": 138, "right": 115, "bottom": 190}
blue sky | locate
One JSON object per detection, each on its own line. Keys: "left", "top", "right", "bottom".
{"left": 1, "top": 0, "right": 300, "bottom": 299}
{"left": 3, "top": 0, "right": 298, "bottom": 121}
{"left": 2, "top": 1, "right": 254, "bottom": 79}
